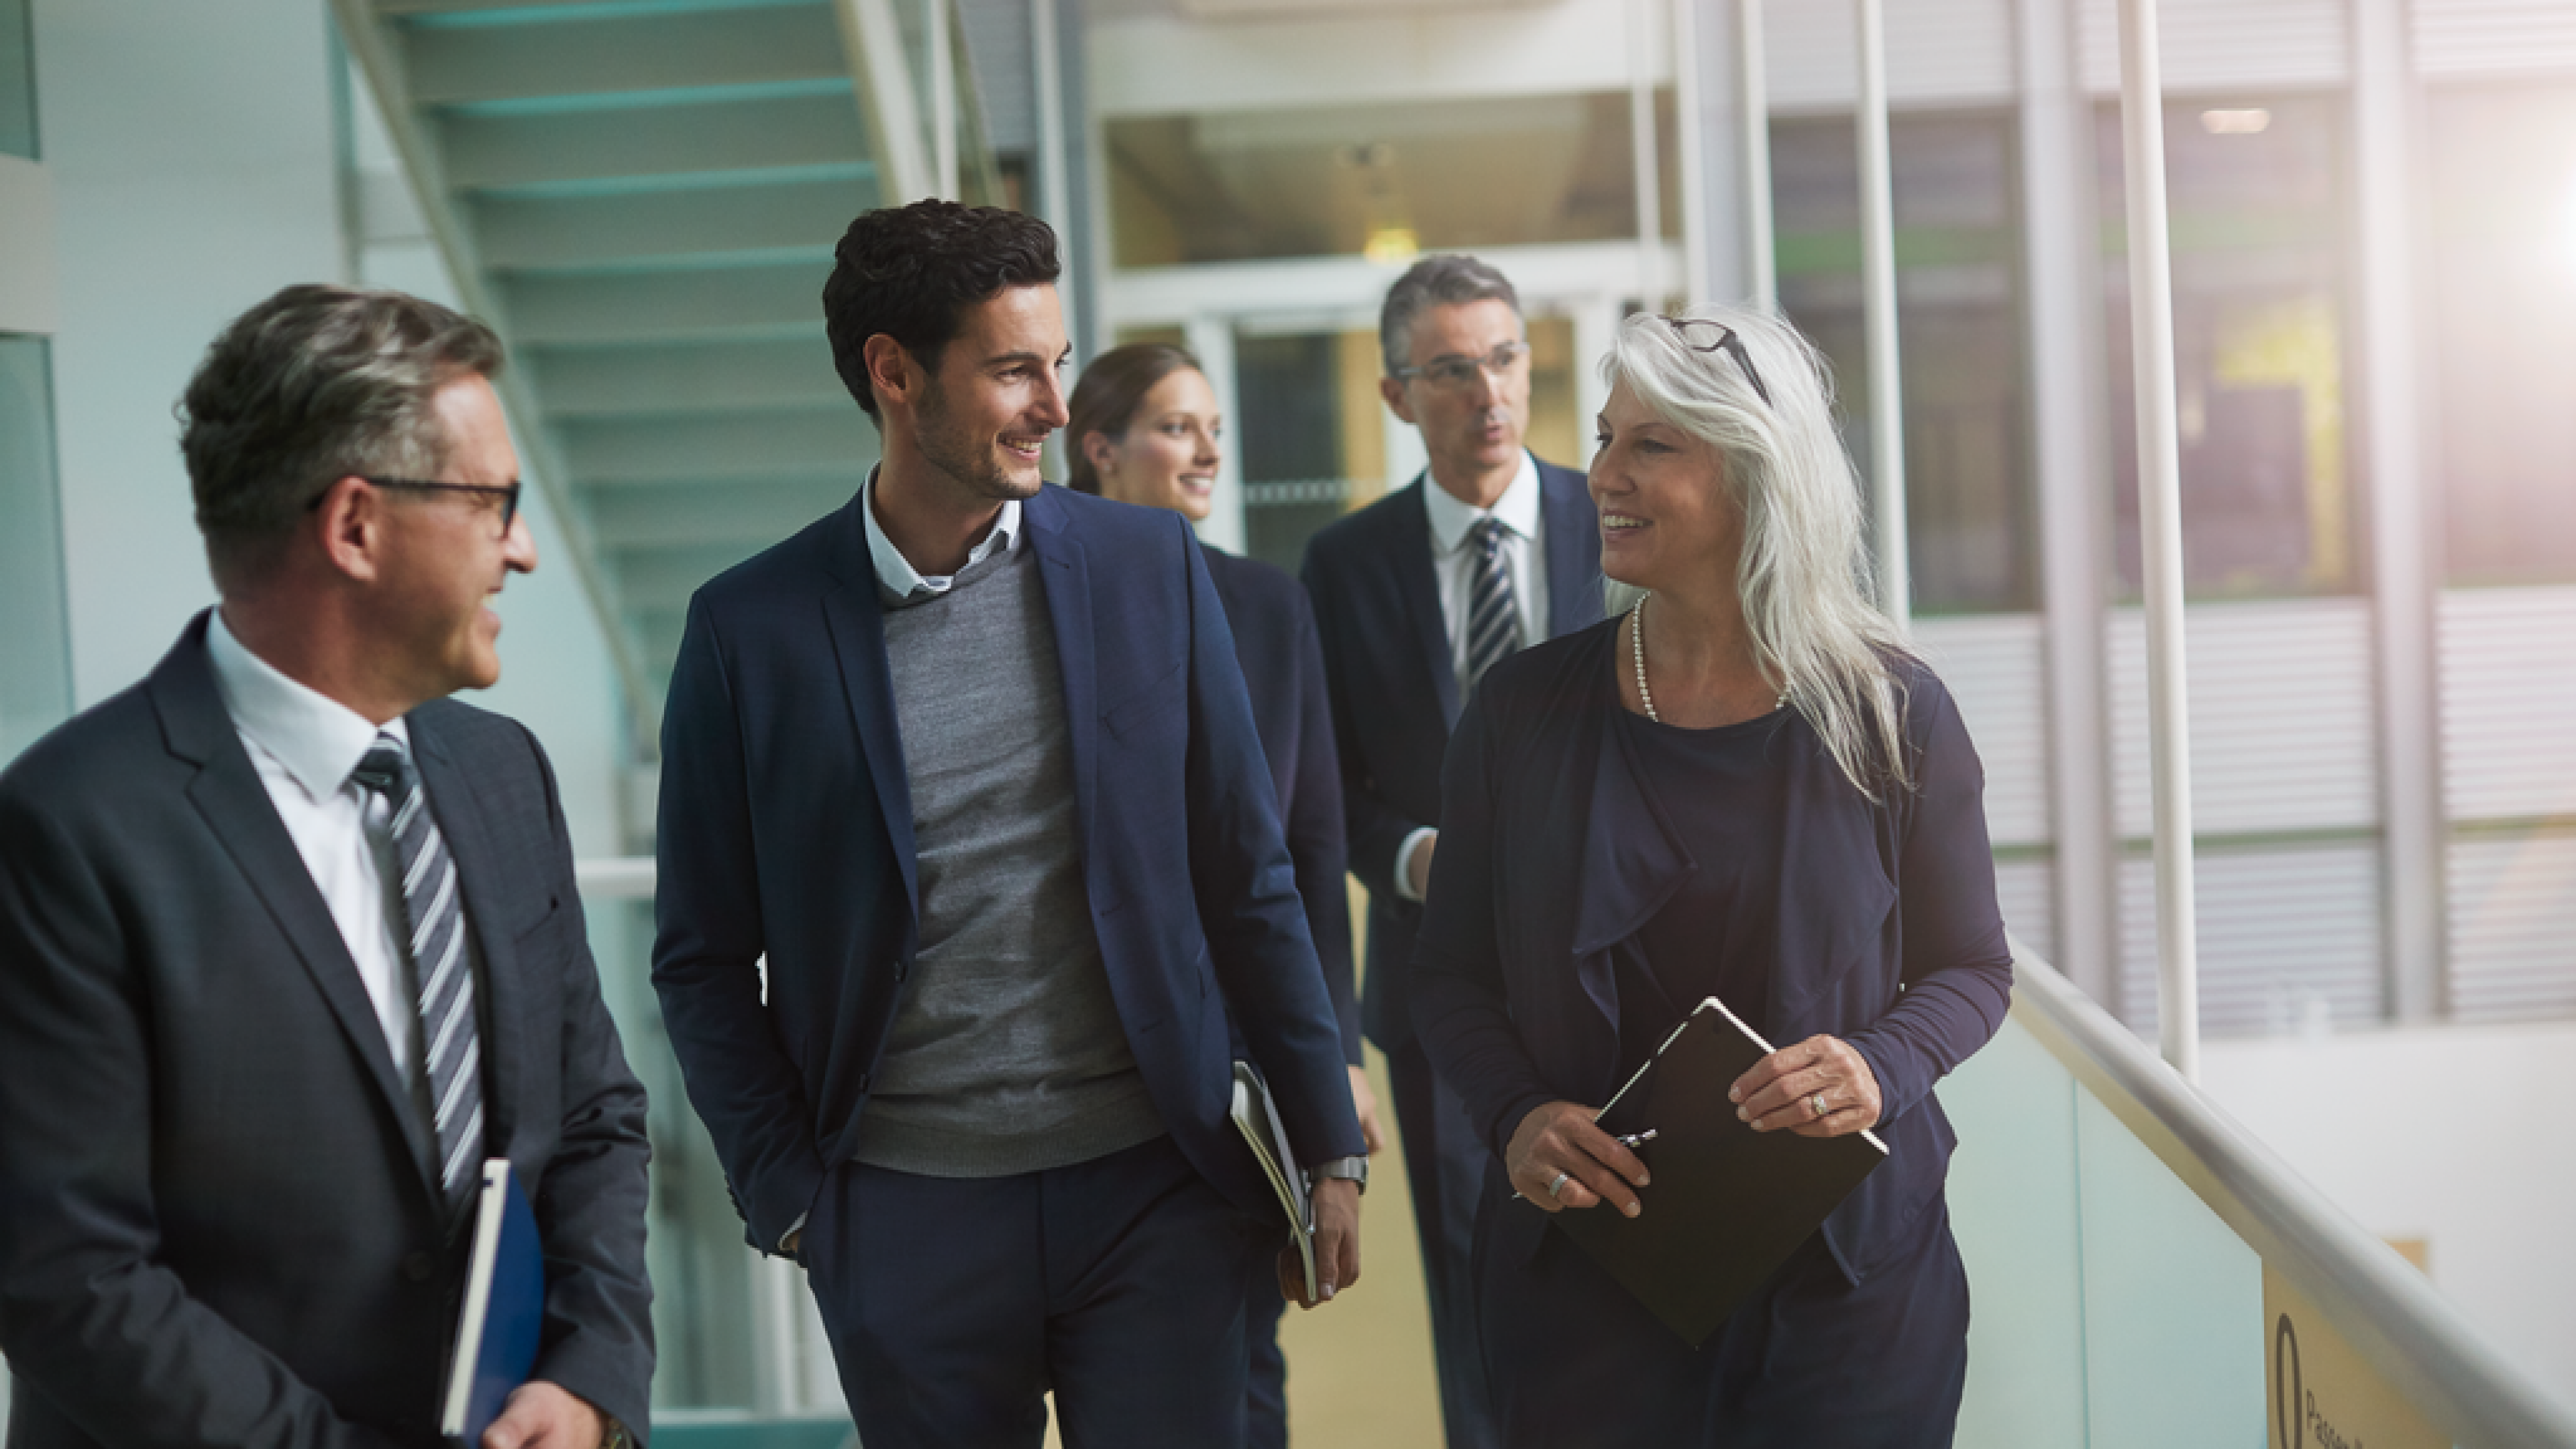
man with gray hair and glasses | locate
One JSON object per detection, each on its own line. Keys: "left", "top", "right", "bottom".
{"left": 1299, "top": 254, "right": 1601, "bottom": 1448}
{"left": 0, "top": 284, "right": 653, "bottom": 1449}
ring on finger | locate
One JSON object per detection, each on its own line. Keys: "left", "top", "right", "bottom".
{"left": 1809, "top": 1091, "right": 1829, "bottom": 1120}
{"left": 1546, "top": 1171, "right": 1570, "bottom": 1199}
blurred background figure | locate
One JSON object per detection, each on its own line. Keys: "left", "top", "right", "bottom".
{"left": 1070, "top": 340, "right": 1386, "bottom": 1449}
{"left": 1299, "top": 254, "right": 1603, "bottom": 1449}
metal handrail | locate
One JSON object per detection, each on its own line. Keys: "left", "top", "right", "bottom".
{"left": 2007, "top": 943, "right": 2576, "bottom": 1448}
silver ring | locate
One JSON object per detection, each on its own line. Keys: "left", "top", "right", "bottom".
{"left": 1810, "top": 1092, "right": 1829, "bottom": 1119}
{"left": 1546, "top": 1171, "right": 1570, "bottom": 1199}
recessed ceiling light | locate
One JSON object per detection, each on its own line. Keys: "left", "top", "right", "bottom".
{"left": 2201, "top": 108, "right": 2272, "bottom": 136}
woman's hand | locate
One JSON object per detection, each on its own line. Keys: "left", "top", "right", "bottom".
{"left": 1505, "top": 1101, "right": 1650, "bottom": 1217}
{"left": 1728, "top": 1034, "right": 1882, "bottom": 1136}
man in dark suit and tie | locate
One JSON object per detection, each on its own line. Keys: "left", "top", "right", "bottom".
{"left": 1299, "top": 254, "right": 1603, "bottom": 1449}
{"left": 0, "top": 286, "right": 654, "bottom": 1449}
{"left": 650, "top": 200, "right": 1364, "bottom": 1449}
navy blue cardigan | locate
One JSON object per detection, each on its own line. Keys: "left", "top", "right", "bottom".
{"left": 1409, "top": 619, "right": 2013, "bottom": 1283}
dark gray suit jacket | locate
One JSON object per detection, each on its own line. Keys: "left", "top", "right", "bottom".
{"left": 1299, "top": 458, "right": 1603, "bottom": 1052}
{"left": 0, "top": 613, "right": 653, "bottom": 1449}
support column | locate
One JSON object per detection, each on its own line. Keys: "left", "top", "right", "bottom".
{"left": 2351, "top": 0, "right": 2446, "bottom": 1022}
{"left": 1682, "top": 0, "right": 1768, "bottom": 309}
{"left": 1185, "top": 315, "right": 1246, "bottom": 554}
{"left": 2016, "top": 0, "right": 2120, "bottom": 1003}
{"left": 1856, "top": 0, "right": 1909, "bottom": 629}
{"left": 2114, "top": 0, "right": 2202, "bottom": 1080}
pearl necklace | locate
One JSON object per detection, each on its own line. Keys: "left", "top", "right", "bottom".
{"left": 1628, "top": 595, "right": 1786, "bottom": 723}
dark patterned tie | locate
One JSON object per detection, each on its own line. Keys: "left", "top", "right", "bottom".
{"left": 351, "top": 731, "right": 484, "bottom": 1212}
{"left": 1464, "top": 516, "right": 1523, "bottom": 687}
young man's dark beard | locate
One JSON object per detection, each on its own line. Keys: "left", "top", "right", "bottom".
{"left": 914, "top": 372, "right": 1040, "bottom": 503}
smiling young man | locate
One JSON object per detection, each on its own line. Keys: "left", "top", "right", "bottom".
{"left": 651, "top": 201, "right": 1365, "bottom": 1449}
{"left": 0, "top": 286, "right": 654, "bottom": 1449}
{"left": 1297, "top": 254, "right": 1605, "bottom": 1449}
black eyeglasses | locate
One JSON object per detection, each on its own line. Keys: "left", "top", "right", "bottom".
{"left": 309, "top": 476, "right": 523, "bottom": 536}
{"left": 1666, "top": 317, "right": 1774, "bottom": 409}
{"left": 1391, "top": 340, "right": 1531, "bottom": 392}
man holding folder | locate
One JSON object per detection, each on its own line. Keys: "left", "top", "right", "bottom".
{"left": 0, "top": 286, "right": 654, "bottom": 1449}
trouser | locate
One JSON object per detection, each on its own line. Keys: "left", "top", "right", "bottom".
{"left": 1473, "top": 1192, "right": 1972, "bottom": 1448}
{"left": 802, "top": 1134, "right": 1273, "bottom": 1449}
{"left": 1389, "top": 1035, "right": 1505, "bottom": 1449}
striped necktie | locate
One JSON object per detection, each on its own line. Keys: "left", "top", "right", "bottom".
{"left": 351, "top": 732, "right": 484, "bottom": 1213}
{"left": 1464, "top": 515, "right": 1523, "bottom": 687}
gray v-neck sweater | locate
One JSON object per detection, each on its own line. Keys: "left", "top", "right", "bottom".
{"left": 849, "top": 543, "right": 1166, "bottom": 1176}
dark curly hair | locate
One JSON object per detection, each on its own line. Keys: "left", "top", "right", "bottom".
{"left": 823, "top": 200, "right": 1063, "bottom": 420}
{"left": 178, "top": 284, "right": 504, "bottom": 594}
{"left": 1066, "top": 343, "right": 1201, "bottom": 494}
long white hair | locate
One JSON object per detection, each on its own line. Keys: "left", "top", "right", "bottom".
{"left": 1600, "top": 306, "right": 1915, "bottom": 796}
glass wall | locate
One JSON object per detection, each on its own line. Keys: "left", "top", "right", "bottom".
{"left": 0, "top": 0, "right": 33, "bottom": 159}
{"left": 1106, "top": 90, "right": 1678, "bottom": 268}
{"left": 1772, "top": 110, "right": 2033, "bottom": 616}
{"left": 0, "top": 0, "right": 63, "bottom": 769}
{"left": 2424, "top": 82, "right": 2576, "bottom": 586}
{"left": 2095, "top": 95, "right": 2355, "bottom": 602}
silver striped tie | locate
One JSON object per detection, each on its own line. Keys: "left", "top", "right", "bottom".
{"left": 1464, "top": 516, "right": 1523, "bottom": 687}
{"left": 352, "top": 733, "right": 484, "bottom": 1212}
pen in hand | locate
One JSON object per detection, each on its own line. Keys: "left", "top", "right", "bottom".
{"left": 1513, "top": 1130, "right": 1658, "bottom": 1202}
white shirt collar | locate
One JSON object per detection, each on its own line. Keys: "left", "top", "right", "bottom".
{"left": 204, "top": 607, "right": 408, "bottom": 802}
{"left": 861, "top": 467, "right": 1022, "bottom": 600}
{"left": 1421, "top": 451, "right": 1542, "bottom": 555}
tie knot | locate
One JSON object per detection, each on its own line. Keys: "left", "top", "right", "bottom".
{"left": 1471, "top": 516, "right": 1510, "bottom": 558}
{"left": 350, "top": 733, "right": 413, "bottom": 800}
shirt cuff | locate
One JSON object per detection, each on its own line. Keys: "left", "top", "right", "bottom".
{"left": 1393, "top": 827, "right": 1438, "bottom": 903}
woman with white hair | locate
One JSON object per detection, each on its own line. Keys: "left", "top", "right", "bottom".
{"left": 1408, "top": 307, "right": 2013, "bottom": 1442}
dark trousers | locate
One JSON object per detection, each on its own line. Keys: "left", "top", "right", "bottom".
{"left": 803, "top": 1134, "right": 1273, "bottom": 1449}
{"left": 1389, "top": 1036, "right": 1504, "bottom": 1449}
{"left": 1472, "top": 1191, "right": 1971, "bottom": 1448}
{"left": 1247, "top": 1285, "right": 1289, "bottom": 1449}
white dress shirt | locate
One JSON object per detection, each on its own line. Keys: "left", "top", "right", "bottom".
{"left": 204, "top": 608, "right": 425, "bottom": 1091}
{"left": 863, "top": 467, "right": 1023, "bottom": 598}
{"left": 1397, "top": 451, "right": 1549, "bottom": 900}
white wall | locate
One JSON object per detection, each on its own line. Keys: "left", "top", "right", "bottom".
{"left": 2200, "top": 1022, "right": 2576, "bottom": 1418}
{"left": 29, "top": 0, "right": 633, "bottom": 859}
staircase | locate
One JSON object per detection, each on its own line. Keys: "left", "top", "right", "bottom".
{"left": 330, "top": 0, "right": 1001, "bottom": 737}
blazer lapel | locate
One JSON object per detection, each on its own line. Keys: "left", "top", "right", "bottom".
{"left": 1764, "top": 724, "right": 1897, "bottom": 1041}
{"left": 1540, "top": 461, "right": 1604, "bottom": 639}
{"left": 1387, "top": 482, "right": 1462, "bottom": 730}
{"left": 1026, "top": 490, "right": 1099, "bottom": 867}
{"left": 409, "top": 721, "right": 523, "bottom": 1167}
{"left": 154, "top": 619, "right": 435, "bottom": 1184}
{"left": 819, "top": 494, "right": 920, "bottom": 917}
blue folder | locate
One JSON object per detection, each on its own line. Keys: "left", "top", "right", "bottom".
{"left": 440, "top": 1160, "right": 545, "bottom": 1445}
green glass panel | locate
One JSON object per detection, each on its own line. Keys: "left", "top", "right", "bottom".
{"left": 0, "top": 335, "right": 68, "bottom": 765}
{"left": 0, "top": 0, "right": 32, "bottom": 160}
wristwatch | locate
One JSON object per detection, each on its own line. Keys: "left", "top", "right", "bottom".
{"left": 601, "top": 1414, "right": 633, "bottom": 1449}
{"left": 1312, "top": 1155, "right": 1368, "bottom": 1193}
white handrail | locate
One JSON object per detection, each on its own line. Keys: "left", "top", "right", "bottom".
{"left": 2008, "top": 947, "right": 2576, "bottom": 1448}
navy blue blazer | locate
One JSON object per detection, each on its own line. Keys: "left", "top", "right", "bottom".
{"left": 653, "top": 486, "right": 1364, "bottom": 1254}
{"left": 1409, "top": 622, "right": 2013, "bottom": 1282}
{"left": 0, "top": 617, "right": 653, "bottom": 1449}
{"left": 1202, "top": 545, "right": 1362, "bottom": 1066}
{"left": 1298, "top": 459, "right": 1603, "bottom": 1052}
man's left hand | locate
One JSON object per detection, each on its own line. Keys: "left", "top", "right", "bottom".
{"left": 1279, "top": 1177, "right": 1362, "bottom": 1309}
{"left": 483, "top": 1381, "right": 604, "bottom": 1449}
